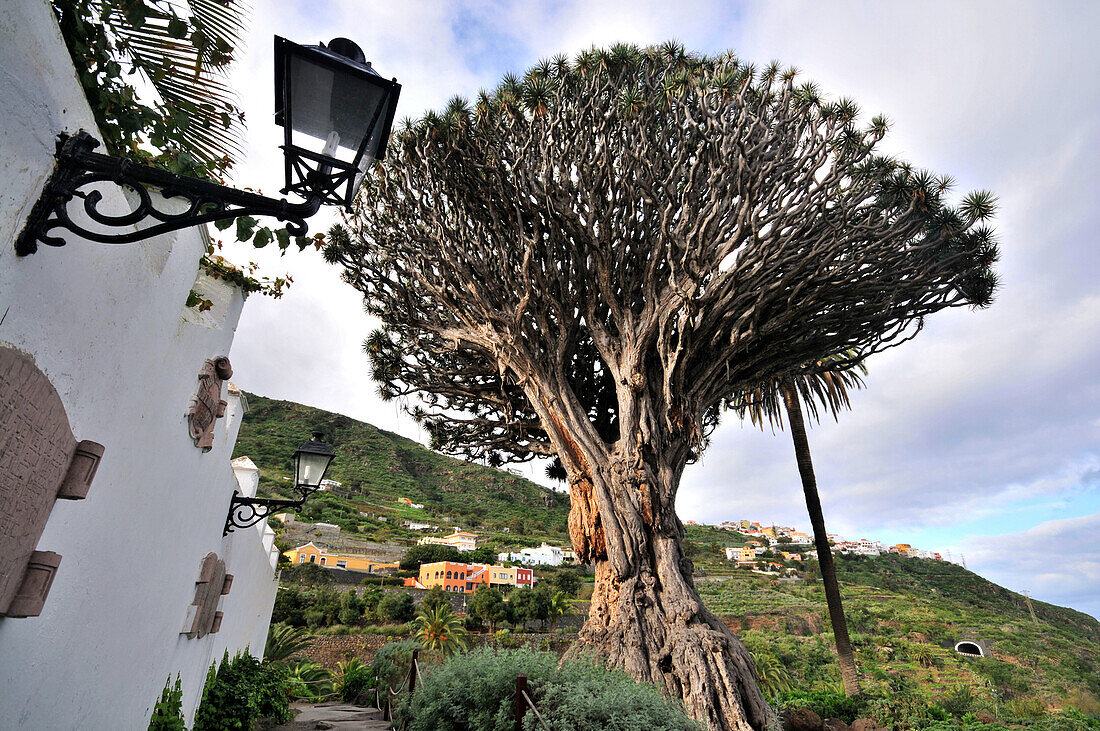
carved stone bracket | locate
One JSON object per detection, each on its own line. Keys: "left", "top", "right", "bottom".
{"left": 1, "top": 346, "right": 104, "bottom": 618}
{"left": 182, "top": 552, "right": 233, "bottom": 639}
{"left": 187, "top": 357, "right": 233, "bottom": 452}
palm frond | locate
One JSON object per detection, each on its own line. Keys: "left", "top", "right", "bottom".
{"left": 733, "top": 352, "right": 867, "bottom": 430}
{"left": 105, "top": 0, "right": 248, "bottom": 169}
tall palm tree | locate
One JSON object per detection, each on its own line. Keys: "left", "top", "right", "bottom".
{"left": 737, "top": 359, "right": 866, "bottom": 696}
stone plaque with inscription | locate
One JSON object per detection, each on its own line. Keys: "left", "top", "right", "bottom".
{"left": 0, "top": 346, "right": 104, "bottom": 617}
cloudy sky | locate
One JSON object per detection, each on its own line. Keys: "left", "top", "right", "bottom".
{"left": 220, "top": 1, "right": 1100, "bottom": 620}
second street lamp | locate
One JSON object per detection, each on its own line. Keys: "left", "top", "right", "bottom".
{"left": 16, "top": 36, "right": 401, "bottom": 256}
{"left": 223, "top": 431, "right": 335, "bottom": 535}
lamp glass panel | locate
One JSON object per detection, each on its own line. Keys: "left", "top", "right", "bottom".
{"left": 288, "top": 52, "right": 389, "bottom": 159}
{"left": 295, "top": 451, "right": 332, "bottom": 488}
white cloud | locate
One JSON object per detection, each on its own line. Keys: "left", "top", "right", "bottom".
{"left": 955, "top": 512, "right": 1100, "bottom": 620}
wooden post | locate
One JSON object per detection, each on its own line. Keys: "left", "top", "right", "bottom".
{"left": 410, "top": 649, "right": 419, "bottom": 693}
{"left": 514, "top": 674, "right": 528, "bottom": 731}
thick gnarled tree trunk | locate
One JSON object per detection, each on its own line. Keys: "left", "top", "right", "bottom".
{"left": 560, "top": 443, "right": 770, "bottom": 730}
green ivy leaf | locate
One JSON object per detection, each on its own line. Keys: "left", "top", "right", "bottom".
{"left": 253, "top": 227, "right": 273, "bottom": 248}
{"left": 276, "top": 228, "right": 291, "bottom": 250}
{"left": 213, "top": 218, "right": 233, "bottom": 231}
{"left": 235, "top": 216, "right": 258, "bottom": 241}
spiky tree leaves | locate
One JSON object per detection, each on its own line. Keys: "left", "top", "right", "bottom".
{"left": 326, "top": 44, "right": 999, "bottom": 730}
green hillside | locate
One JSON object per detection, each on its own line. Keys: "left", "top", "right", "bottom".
{"left": 233, "top": 393, "right": 570, "bottom": 546}
{"left": 700, "top": 554, "right": 1100, "bottom": 724}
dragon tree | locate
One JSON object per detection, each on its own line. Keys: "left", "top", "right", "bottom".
{"left": 325, "top": 43, "right": 999, "bottom": 730}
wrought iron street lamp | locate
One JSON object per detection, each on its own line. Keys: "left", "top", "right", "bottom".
{"left": 15, "top": 36, "right": 401, "bottom": 256}
{"left": 223, "top": 431, "right": 335, "bottom": 535}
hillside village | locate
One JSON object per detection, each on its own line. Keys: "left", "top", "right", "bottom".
{"left": 697, "top": 519, "right": 945, "bottom": 574}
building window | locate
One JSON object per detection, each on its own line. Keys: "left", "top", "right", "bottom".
{"left": 459, "top": 572, "right": 464, "bottom": 579}
{"left": 309, "top": 555, "right": 316, "bottom": 563}
{"left": 446, "top": 570, "right": 452, "bottom": 579}
{"left": 299, "top": 554, "right": 305, "bottom": 563}
{"left": 337, "top": 560, "right": 347, "bottom": 568}
{"left": 319, "top": 557, "right": 326, "bottom": 566}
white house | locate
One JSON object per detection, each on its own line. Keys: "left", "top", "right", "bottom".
{"left": 0, "top": 4, "right": 279, "bottom": 726}
{"left": 499, "top": 542, "right": 568, "bottom": 566}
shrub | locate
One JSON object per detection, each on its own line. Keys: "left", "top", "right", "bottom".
{"left": 264, "top": 623, "right": 312, "bottom": 664}
{"left": 940, "top": 686, "right": 976, "bottom": 717}
{"left": 372, "top": 639, "right": 421, "bottom": 693}
{"left": 147, "top": 675, "right": 185, "bottom": 731}
{"left": 337, "top": 658, "right": 376, "bottom": 704}
{"left": 287, "top": 659, "right": 332, "bottom": 700}
{"left": 1006, "top": 696, "right": 1046, "bottom": 720}
{"left": 379, "top": 592, "right": 416, "bottom": 623}
{"left": 775, "top": 689, "right": 864, "bottom": 723}
{"left": 399, "top": 646, "right": 702, "bottom": 731}
{"left": 193, "top": 650, "right": 292, "bottom": 730}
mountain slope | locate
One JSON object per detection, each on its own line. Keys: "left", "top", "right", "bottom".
{"left": 233, "top": 393, "right": 570, "bottom": 545}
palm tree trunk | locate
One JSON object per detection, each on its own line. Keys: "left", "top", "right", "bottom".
{"left": 780, "top": 380, "right": 862, "bottom": 696}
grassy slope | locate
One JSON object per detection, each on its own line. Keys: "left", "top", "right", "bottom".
{"left": 699, "top": 554, "right": 1100, "bottom": 713}
{"left": 233, "top": 393, "right": 570, "bottom": 546}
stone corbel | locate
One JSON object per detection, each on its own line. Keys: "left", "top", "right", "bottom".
{"left": 187, "top": 356, "right": 233, "bottom": 452}
{"left": 5, "top": 552, "right": 62, "bottom": 618}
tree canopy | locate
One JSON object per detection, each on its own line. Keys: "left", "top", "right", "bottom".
{"left": 327, "top": 41, "right": 998, "bottom": 475}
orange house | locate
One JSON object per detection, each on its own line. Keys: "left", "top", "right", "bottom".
{"left": 419, "top": 561, "right": 474, "bottom": 593}
{"left": 284, "top": 542, "right": 399, "bottom": 572}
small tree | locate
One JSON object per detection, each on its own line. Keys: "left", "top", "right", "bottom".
{"left": 415, "top": 603, "right": 469, "bottom": 657}
{"left": 338, "top": 590, "right": 364, "bottom": 626}
{"left": 549, "top": 570, "right": 581, "bottom": 598}
{"left": 468, "top": 584, "right": 507, "bottom": 632}
{"left": 378, "top": 592, "right": 416, "bottom": 624}
{"left": 400, "top": 544, "right": 462, "bottom": 570}
{"left": 508, "top": 587, "right": 537, "bottom": 630}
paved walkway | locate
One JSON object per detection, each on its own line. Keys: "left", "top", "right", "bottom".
{"left": 274, "top": 701, "right": 390, "bottom": 730}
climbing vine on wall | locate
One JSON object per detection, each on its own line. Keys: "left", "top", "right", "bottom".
{"left": 51, "top": 0, "right": 322, "bottom": 297}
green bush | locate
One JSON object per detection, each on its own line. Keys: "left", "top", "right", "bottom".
{"left": 193, "top": 650, "right": 292, "bottom": 730}
{"left": 147, "top": 675, "right": 185, "bottom": 731}
{"left": 379, "top": 592, "right": 416, "bottom": 623}
{"left": 775, "top": 689, "right": 864, "bottom": 723}
{"left": 337, "top": 658, "right": 376, "bottom": 703}
{"left": 399, "top": 646, "right": 702, "bottom": 731}
{"left": 372, "top": 639, "right": 421, "bottom": 693}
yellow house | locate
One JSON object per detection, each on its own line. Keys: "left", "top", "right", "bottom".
{"left": 726, "top": 546, "right": 756, "bottom": 563}
{"left": 284, "top": 542, "right": 399, "bottom": 572}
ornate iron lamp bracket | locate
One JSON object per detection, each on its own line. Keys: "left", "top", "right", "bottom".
{"left": 223, "top": 490, "right": 310, "bottom": 535}
{"left": 15, "top": 131, "right": 322, "bottom": 256}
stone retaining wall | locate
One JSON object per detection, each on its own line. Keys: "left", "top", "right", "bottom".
{"left": 300, "top": 632, "right": 579, "bottom": 670}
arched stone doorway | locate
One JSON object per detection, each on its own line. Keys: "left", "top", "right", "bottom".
{"left": 0, "top": 346, "right": 103, "bottom": 617}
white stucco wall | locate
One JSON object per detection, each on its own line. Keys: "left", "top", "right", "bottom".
{"left": 0, "top": 1, "right": 278, "bottom": 727}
